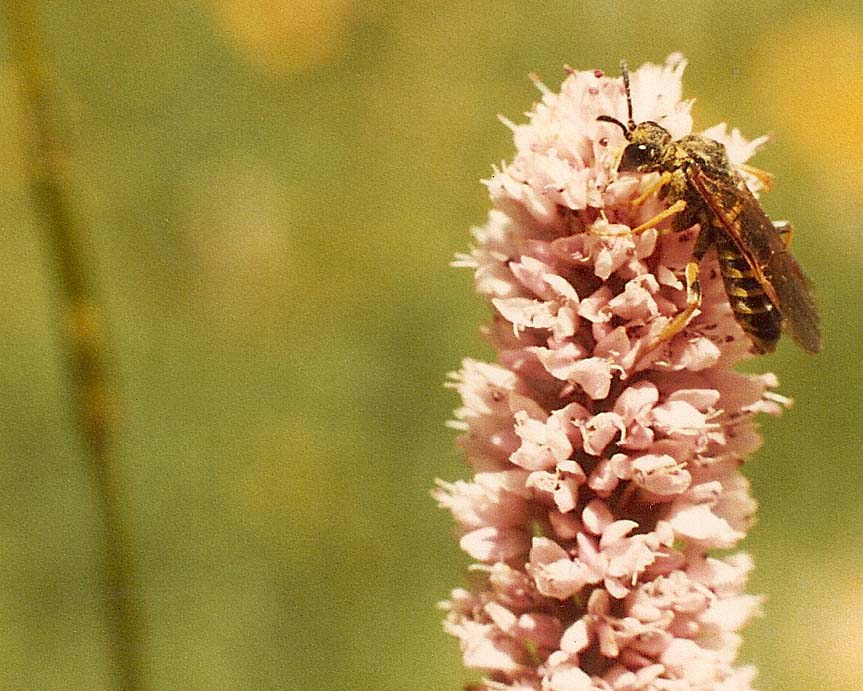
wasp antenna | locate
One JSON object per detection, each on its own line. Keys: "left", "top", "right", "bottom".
{"left": 596, "top": 114, "right": 629, "bottom": 138}
{"left": 620, "top": 60, "right": 635, "bottom": 130}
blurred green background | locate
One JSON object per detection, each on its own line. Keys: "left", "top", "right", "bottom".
{"left": 0, "top": 1, "right": 860, "bottom": 689}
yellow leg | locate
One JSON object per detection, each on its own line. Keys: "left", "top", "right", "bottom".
{"left": 773, "top": 220, "right": 793, "bottom": 247}
{"left": 640, "top": 260, "right": 702, "bottom": 356}
{"left": 590, "top": 218, "right": 628, "bottom": 237}
{"left": 641, "top": 224, "right": 712, "bottom": 357}
{"left": 632, "top": 171, "right": 673, "bottom": 207}
{"left": 656, "top": 260, "right": 701, "bottom": 341}
{"left": 737, "top": 163, "right": 773, "bottom": 192}
{"left": 629, "top": 199, "right": 686, "bottom": 235}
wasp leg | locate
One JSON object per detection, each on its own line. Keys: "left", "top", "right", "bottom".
{"left": 629, "top": 199, "right": 686, "bottom": 235}
{"left": 589, "top": 199, "right": 686, "bottom": 237}
{"left": 641, "top": 228, "right": 711, "bottom": 354}
{"left": 773, "top": 220, "right": 793, "bottom": 248}
{"left": 654, "top": 261, "right": 701, "bottom": 344}
{"left": 737, "top": 163, "right": 773, "bottom": 192}
{"left": 632, "top": 171, "right": 673, "bottom": 206}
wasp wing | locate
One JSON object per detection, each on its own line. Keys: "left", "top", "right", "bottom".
{"left": 688, "top": 165, "right": 822, "bottom": 353}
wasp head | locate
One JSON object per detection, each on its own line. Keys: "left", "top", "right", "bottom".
{"left": 596, "top": 61, "right": 675, "bottom": 174}
{"left": 617, "top": 121, "right": 673, "bottom": 173}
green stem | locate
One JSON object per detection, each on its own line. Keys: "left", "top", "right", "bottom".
{"left": 3, "top": 3, "right": 145, "bottom": 689}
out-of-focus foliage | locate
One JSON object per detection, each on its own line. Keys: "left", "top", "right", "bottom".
{"left": 0, "top": 2, "right": 859, "bottom": 689}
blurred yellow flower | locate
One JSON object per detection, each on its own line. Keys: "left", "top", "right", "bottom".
{"left": 753, "top": 16, "right": 863, "bottom": 190}
{"left": 208, "top": 0, "right": 354, "bottom": 75}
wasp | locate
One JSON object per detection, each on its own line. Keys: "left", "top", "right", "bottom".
{"left": 596, "top": 62, "right": 821, "bottom": 354}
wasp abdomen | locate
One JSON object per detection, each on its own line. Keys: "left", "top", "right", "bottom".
{"left": 714, "top": 234, "right": 781, "bottom": 353}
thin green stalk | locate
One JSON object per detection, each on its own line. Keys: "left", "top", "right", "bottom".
{"left": 3, "top": 3, "right": 145, "bottom": 689}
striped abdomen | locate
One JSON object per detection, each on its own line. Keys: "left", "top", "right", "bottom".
{"left": 714, "top": 233, "right": 781, "bottom": 353}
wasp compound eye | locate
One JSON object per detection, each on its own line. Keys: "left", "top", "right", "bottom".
{"left": 619, "top": 142, "right": 659, "bottom": 172}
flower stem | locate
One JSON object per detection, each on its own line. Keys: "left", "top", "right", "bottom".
{"left": 3, "top": 2, "right": 145, "bottom": 688}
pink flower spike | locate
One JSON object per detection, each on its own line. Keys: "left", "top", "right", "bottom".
{"left": 438, "top": 55, "right": 805, "bottom": 691}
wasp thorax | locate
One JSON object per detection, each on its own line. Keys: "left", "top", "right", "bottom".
{"left": 618, "top": 121, "right": 673, "bottom": 173}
